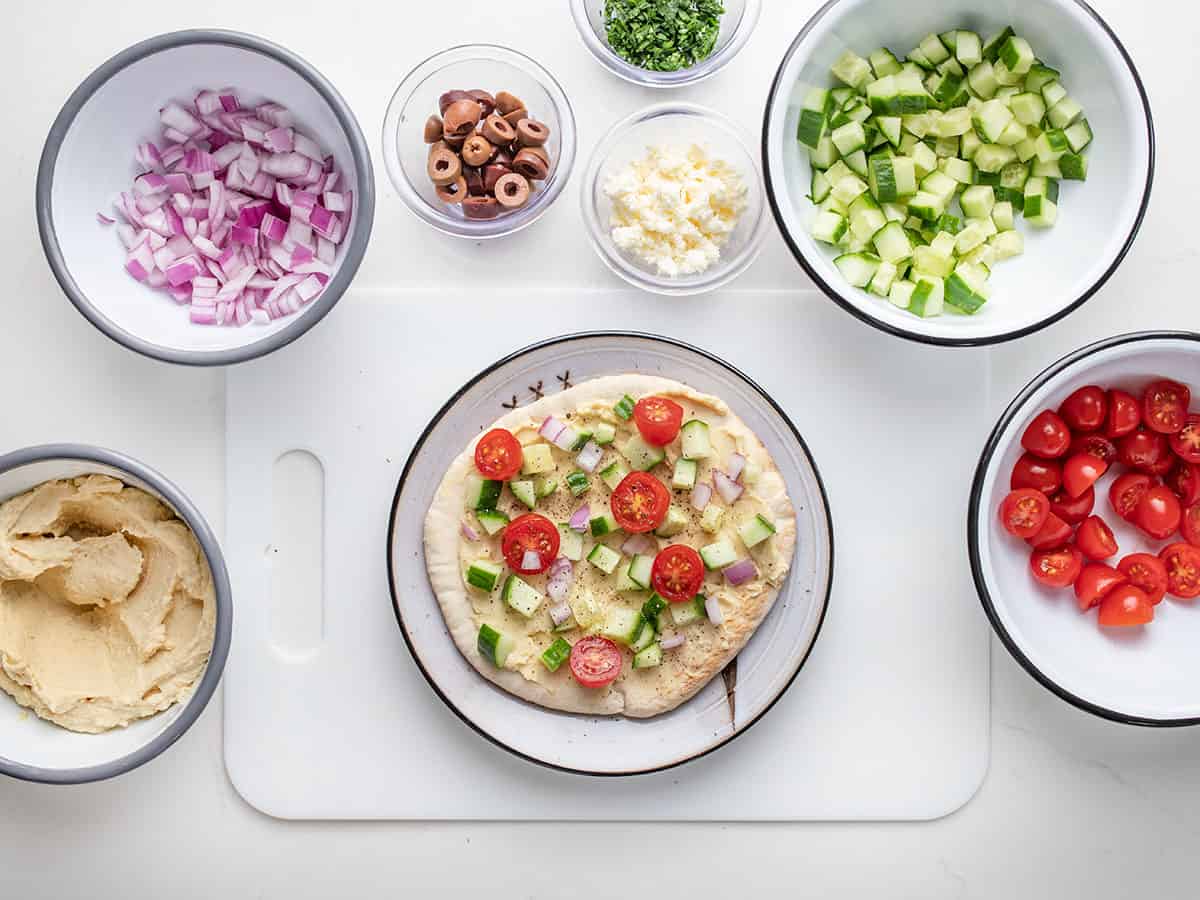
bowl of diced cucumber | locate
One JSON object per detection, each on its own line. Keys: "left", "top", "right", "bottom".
{"left": 762, "top": 0, "right": 1154, "bottom": 346}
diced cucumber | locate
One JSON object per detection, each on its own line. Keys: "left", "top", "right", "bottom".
{"left": 700, "top": 504, "right": 725, "bottom": 533}
{"left": 1032, "top": 158, "right": 1062, "bottom": 179}
{"left": 672, "top": 458, "right": 698, "bottom": 490}
{"left": 613, "top": 395, "right": 635, "bottom": 420}
{"left": 510, "top": 480, "right": 537, "bottom": 510}
{"left": 868, "top": 259, "right": 898, "bottom": 296}
{"left": 465, "top": 473, "right": 502, "bottom": 511}
{"left": 590, "top": 511, "right": 621, "bottom": 539}
{"left": 502, "top": 575, "right": 544, "bottom": 618}
{"left": 843, "top": 149, "right": 869, "bottom": 179}
{"left": 476, "top": 510, "right": 510, "bottom": 536}
{"left": 907, "top": 191, "right": 945, "bottom": 223}
{"left": 1059, "top": 152, "right": 1088, "bottom": 181}
{"left": 960, "top": 184, "right": 995, "bottom": 218}
{"left": 641, "top": 594, "right": 667, "bottom": 630}
{"left": 973, "top": 143, "right": 1017, "bottom": 173}
{"left": 967, "top": 61, "right": 999, "bottom": 99}
{"left": 599, "top": 459, "right": 630, "bottom": 491}
{"left": 628, "top": 554, "right": 654, "bottom": 590}
{"left": 587, "top": 542, "right": 622, "bottom": 575}
{"left": 520, "top": 443, "right": 555, "bottom": 476}
{"left": 832, "top": 121, "right": 867, "bottom": 156}
{"left": 956, "top": 31, "right": 982, "bottom": 66}
{"left": 982, "top": 26, "right": 1015, "bottom": 62}
{"left": 632, "top": 642, "right": 663, "bottom": 670}
{"left": 1064, "top": 119, "right": 1093, "bottom": 153}
{"left": 655, "top": 505, "right": 690, "bottom": 538}
{"left": 912, "top": 245, "right": 954, "bottom": 278}
{"left": 1010, "top": 92, "right": 1046, "bottom": 125}
{"left": 540, "top": 637, "right": 572, "bottom": 673}
{"left": 810, "top": 169, "right": 832, "bottom": 204}
{"left": 810, "top": 134, "right": 839, "bottom": 170}
{"left": 700, "top": 539, "right": 738, "bottom": 570}
{"left": 945, "top": 271, "right": 988, "bottom": 314}
{"left": 910, "top": 143, "right": 938, "bottom": 178}
{"left": 1034, "top": 129, "right": 1069, "bottom": 163}
{"left": 972, "top": 99, "right": 1013, "bottom": 143}
{"left": 466, "top": 560, "right": 504, "bottom": 593}
{"left": 888, "top": 279, "right": 916, "bottom": 309}
{"left": 1048, "top": 96, "right": 1083, "bottom": 129}
{"left": 991, "top": 229, "right": 1025, "bottom": 260}
{"left": 601, "top": 606, "right": 643, "bottom": 646}
{"left": 558, "top": 524, "right": 584, "bottom": 561}
{"left": 872, "top": 220, "right": 913, "bottom": 264}
{"left": 876, "top": 116, "right": 902, "bottom": 147}
{"left": 996, "top": 120, "right": 1027, "bottom": 147}
{"left": 570, "top": 430, "right": 594, "bottom": 452}
{"left": 671, "top": 595, "right": 708, "bottom": 627}
{"left": 832, "top": 50, "right": 872, "bottom": 89}
{"left": 998, "top": 36, "right": 1035, "bottom": 75}
{"left": 869, "top": 48, "right": 903, "bottom": 78}
{"left": 934, "top": 135, "right": 960, "bottom": 158}
{"left": 1025, "top": 196, "right": 1058, "bottom": 228}
{"left": 620, "top": 434, "right": 667, "bottom": 472}
{"left": 631, "top": 618, "right": 656, "bottom": 653}
{"left": 933, "top": 106, "right": 972, "bottom": 138}
{"left": 868, "top": 155, "right": 916, "bottom": 202}
{"left": 798, "top": 86, "right": 832, "bottom": 148}
{"left": 593, "top": 423, "right": 617, "bottom": 445}
{"left": 992, "top": 201, "right": 1015, "bottom": 231}
{"left": 477, "top": 624, "right": 515, "bottom": 668}
{"left": 738, "top": 514, "right": 777, "bottom": 549}
{"left": 940, "top": 156, "right": 973, "bottom": 185}
{"left": 909, "top": 276, "right": 945, "bottom": 317}
{"left": 1024, "top": 64, "right": 1060, "bottom": 94}
{"left": 614, "top": 561, "right": 641, "bottom": 592}
{"left": 834, "top": 251, "right": 882, "bottom": 287}
{"left": 961, "top": 129, "right": 982, "bottom": 160}
{"left": 1041, "top": 81, "right": 1068, "bottom": 109}
{"left": 565, "top": 471, "right": 590, "bottom": 496}
{"left": 671, "top": 419, "right": 709, "bottom": 460}
{"left": 832, "top": 175, "right": 869, "bottom": 206}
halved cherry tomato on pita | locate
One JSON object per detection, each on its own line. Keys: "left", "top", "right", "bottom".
{"left": 1117, "top": 429, "right": 1172, "bottom": 475}
{"left": 1118, "top": 553, "right": 1169, "bottom": 605}
{"left": 651, "top": 545, "right": 706, "bottom": 603}
{"left": 1062, "top": 453, "right": 1107, "bottom": 498}
{"left": 1028, "top": 513, "right": 1072, "bottom": 551}
{"left": 474, "top": 428, "right": 524, "bottom": 480}
{"left": 1074, "top": 563, "right": 1127, "bottom": 611}
{"left": 1050, "top": 486, "right": 1094, "bottom": 526}
{"left": 1059, "top": 386, "right": 1107, "bottom": 433}
{"left": 633, "top": 397, "right": 684, "bottom": 447}
{"left": 1142, "top": 379, "right": 1191, "bottom": 434}
{"left": 569, "top": 636, "right": 623, "bottom": 688}
{"left": 501, "top": 514, "right": 560, "bottom": 575}
{"left": 1069, "top": 433, "right": 1117, "bottom": 463}
{"left": 1168, "top": 414, "right": 1200, "bottom": 464}
{"left": 1134, "top": 485, "right": 1182, "bottom": 540}
{"left": 1165, "top": 461, "right": 1200, "bottom": 507}
{"left": 1000, "top": 489, "right": 1050, "bottom": 539}
{"left": 1021, "top": 410, "right": 1072, "bottom": 459}
{"left": 1030, "top": 545, "right": 1083, "bottom": 589}
{"left": 1161, "top": 543, "right": 1200, "bottom": 599}
{"left": 1097, "top": 584, "right": 1154, "bottom": 627}
{"left": 1110, "top": 472, "right": 1154, "bottom": 523}
{"left": 1182, "top": 502, "right": 1200, "bottom": 548}
{"left": 1075, "top": 515, "right": 1118, "bottom": 561}
{"left": 1105, "top": 389, "right": 1141, "bottom": 439}
{"left": 1010, "top": 454, "right": 1062, "bottom": 494}
{"left": 610, "top": 472, "right": 670, "bottom": 533}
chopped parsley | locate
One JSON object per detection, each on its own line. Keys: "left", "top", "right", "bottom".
{"left": 602, "top": 0, "right": 725, "bottom": 73}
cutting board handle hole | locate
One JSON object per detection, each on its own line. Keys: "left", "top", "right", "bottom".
{"left": 269, "top": 450, "right": 325, "bottom": 660}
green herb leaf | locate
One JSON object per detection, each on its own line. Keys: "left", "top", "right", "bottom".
{"left": 603, "top": 0, "right": 725, "bottom": 72}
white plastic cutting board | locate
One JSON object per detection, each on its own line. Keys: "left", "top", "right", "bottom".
{"left": 224, "top": 288, "right": 991, "bottom": 820}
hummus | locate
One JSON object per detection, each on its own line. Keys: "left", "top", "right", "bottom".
{"left": 0, "top": 475, "right": 216, "bottom": 733}
{"left": 425, "top": 375, "right": 796, "bottom": 718}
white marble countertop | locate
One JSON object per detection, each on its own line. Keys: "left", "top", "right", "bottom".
{"left": 3, "top": 0, "right": 1200, "bottom": 895}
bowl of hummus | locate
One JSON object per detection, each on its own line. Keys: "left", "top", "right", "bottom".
{"left": 0, "top": 445, "right": 231, "bottom": 784}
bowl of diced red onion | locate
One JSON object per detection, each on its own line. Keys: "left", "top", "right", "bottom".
{"left": 36, "top": 29, "right": 374, "bottom": 366}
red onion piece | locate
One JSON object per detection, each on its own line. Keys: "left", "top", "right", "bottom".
{"left": 691, "top": 482, "right": 712, "bottom": 511}
{"left": 722, "top": 558, "right": 757, "bottom": 586}
{"left": 539, "top": 417, "right": 566, "bottom": 443}
{"left": 727, "top": 453, "right": 747, "bottom": 481}
{"left": 547, "top": 558, "right": 574, "bottom": 603}
{"left": 705, "top": 594, "right": 724, "bottom": 624}
{"left": 552, "top": 425, "right": 580, "bottom": 453}
{"left": 569, "top": 505, "right": 591, "bottom": 533}
{"left": 521, "top": 550, "right": 540, "bottom": 571}
{"left": 576, "top": 440, "right": 604, "bottom": 473}
{"left": 713, "top": 471, "right": 744, "bottom": 504}
{"left": 548, "top": 600, "right": 573, "bottom": 627}
{"left": 622, "top": 533, "right": 655, "bottom": 556}
{"left": 660, "top": 632, "right": 686, "bottom": 650}
{"left": 461, "top": 521, "right": 480, "bottom": 542}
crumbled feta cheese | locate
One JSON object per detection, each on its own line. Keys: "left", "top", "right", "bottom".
{"left": 604, "top": 144, "right": 748, "bottom": 278}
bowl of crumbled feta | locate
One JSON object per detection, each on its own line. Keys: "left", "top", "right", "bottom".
{"left": 581, "top": 103, "right": 769, "bottom": 296}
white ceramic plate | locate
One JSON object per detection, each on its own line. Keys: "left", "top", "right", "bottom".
{"left": 762, "top": 0, "right": 1154, "bottom": 346}
{"left": 971, "top": 333, "right": 1200, "bottom": 724}
{"left": 387, "top": 333, "right": 833, "bottom": 775}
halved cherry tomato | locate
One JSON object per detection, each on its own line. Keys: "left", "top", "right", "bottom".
{"left": 1118, "top": 553, "right": 1169, "bottom": 605}
{"left": 501, "top": 514, "right": 560, "bottom": 575}
{"left": 651, "top": 545, "right": 706, "bottom": 603}
{"left": 569, "top": 636, "right": 623, "bottom": 688}
{"left": 1050, "top": 486, "right": 1094, "bottom": 526}
{"left": 1075, "top": 515, "right": 1118, "bottom": 560}
{"left": 633, "top": 397, "right": 684, "bottom": 447}
{"left": 1074, "top": 563, "right": 1128, "bottom": 612}
{"left": 1168, "top": 414, "right": 1200, "bottom": 464}
{"left": 1059, "top": 386, "right": 1107, "bottom": 433}
{"left": 1062, "top": 453, "right": 1107, "bottom": 498}
{"left": 610, "top": 472, "right": 670, "bottom": 534}
{"left": 1182, "top": 502, "right": 1200, "bottom": 548}
{"left": 1109, "top": 472, "right": 1154, "bottom": 523}
{"left": 999, "top": 489, "right": 1050, "bottom": 539}
{"left": 1028, "top": 513, "right": 1072, "bottom": 551}
{"left": 1030, "top": 545, "right": 1084, "bottom": 589}
{"left": 1142, "top": 379, "right": 1191, "bottom": 434}
{"left": 1069, "top": 433, "right": 1117, "bottom": 463}
{"left": 1097, "top": 585, "right": 1154, "bottom": 627}
{"left": 1134, "top": 485, "right": 1182, "bottom": 540}
{"left": 1010, "top": 454, "right": 1062, "bottom": 495}
{"left": 1021, "top": 410, "right": 1072, "bottom": 459}
{"left": 1161, "top": 543, "right": 1200, "bottom": 599}
{"left": 1105, "top": 389, "right": 1141, "bottom": 439}
{"left": 474, "top": 428, "right": 523, "bottom": 480}
{"left": 1165, "top": 461, "right": 1200, "bottom": 507}
{"left": 1117, "top": 429, "right": 1173, "bottom": 475}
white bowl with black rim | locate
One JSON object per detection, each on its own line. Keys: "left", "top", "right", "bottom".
{"left": 36, "top": 29, "right": 375, "bottom": 366}
{"left": 970, "top": 332, "right": 1200, "bottom": 725}
{"left": 762, "top": 0, "right": 1154, "bottom": 346}
{"left": 387, "top": 332, "right": 833, "bottom": 776}
{"left": 0, "top": 445, "right": 232, "bottom": 783}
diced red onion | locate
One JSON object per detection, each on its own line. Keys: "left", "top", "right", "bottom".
{"left": 723, "top": 558, "right": 757, "bottom": 587}
{"left": 705, "top": 594, "right": 724, "bottom": 624}
{"left": 713, "top": 471, "right": 744, "bottom": 504}
{"left": 461, "top": 521, "right": 480, "bottom": 542}
{"left": 552, "top": 424, "right": 580, "bottom": 452}
{"left": 622, "top": 533, "right": 655, "bottom": 556}
{"left": 660, "top": 632, "right": 686, "bottom": 650}
{"left": 547, "top": 558, "right": 574, "bottom": 602}
{"left": 539, "top": 417, "right": 566, "bottom": 443}
{"left": 691, "top": 482, "right": 712, "bottom": 511}
{"left": 521, "top": 550, "right": 540, "bottom": 571}
{"left": 569, "top": 505, "right": 591, "bottom": 532}
{"left": 548, "top": 600, "right": 573, "bottom": 626}
{"left": 264, "top": 127, "right": 294, "bottom": 153}
{"left": 727, "top": 453, "right": 747, "bottom": 481}
{"left": 576, "top": 440, "right": 604, "bottom": 473}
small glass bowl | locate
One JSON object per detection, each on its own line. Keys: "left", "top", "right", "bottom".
{"left": 569, "top": 0, "right": 761, "bottom": 88}
{"left": 383, "top": 44, "right": 577, "bottom": 240}
{"left": 581, "top": 103, "right": 768, "bottom": 297}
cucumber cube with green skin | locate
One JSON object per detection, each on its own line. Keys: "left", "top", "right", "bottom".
{"left": 614, "top": 562, "right": 641, "bottom": 592}
{"left": 641, "top": 594, "right": 667, "bottom": 630}
{"left": 876, "top": 116, "right": 902, "bottom": 147}
{"left": 1010, "top": 92, "right": 1046, "bottom": 125}
{"left": 797, "top": 87, "right": 832, "bottom": 148}
{"left": 502, "top": 575, "right": 544, "bottom": 618}
{"left": 620, "top": 434, "right": 666, "bottom": 472}
{"left": 1034, "top": 129, "right": 1070, "bottom": 163}
{"left": 869, "top": 156, "right": 916, "bottom": 202}
{"left": 973, "top": 144, "right": 1018, "bottom": 173}
{"left": 1048, "top": 96, "right": 1084, "bottom": 129}
{"left": 936, "top": 213, "right": 962, "bottom": 235}
{"left": 1024, "top": 64, "right": 1060, "bottom": 93}
{"left": 590, "top": 511, "right": 621, "bottom": 538}
{"left": 999, "top": 36, "right": 1036, "bottom": 75}
{"left": 868, "top": 260, "right": 898, "bottom": 297}
{"left": 903, "top": 111, "right": 932, "bottom": 137}
{"left": 586, "top": 543, "right": 622, "bottom": 575}
{"left": 939, "top": 31, "right": 959, "bottom": 52}
{"left": 872, "top": 220, "right": 913, "bottom": 264}
{"left": 477, "top": 510, "right": 510, "bottom": 536}
{"left": 478, "top": 625, "right": 515, "bottom": 668}
{"left": 982, "top": 26, "right": 1015, "bottom": 62}
{"left": 912, "top": 245, "right": 954, "bottom": 278}
{"left": 700, "top": 504, "right": 725, "bottom": 533}
{"left": 850, "top": 206, "right": 888, "bottom": 243}
{"left": 825, "top": 159, "right": 854, "bottom": 187}
{"left": 671, "top": 595, "right": 708, "bottom": 627}
{"left": 907, "top": 47, "right": 933, "bottom": 70}
{"left": 972, "top": 99, "right": 1013, "bottom": 143}
{"left": 992, "top": 201, "right": 1015, "bottom": 231}
{"left": 1064, "top": 119, "right": 1093, "bottom": 153}
{"left": 810, "top": 170, "right": 832, "bottom": 204}
{"left": 995, "top": 186, "right": 1025, "bottom": 212}
{"left": 700, "top": 539, "right": 738, "bottom": 570}
{"left": 967, "top": 61, "right": 999, "bottom": 99}
{"left": 907, "top": 192, "right": 945, "bottom": 223}
{"left": 934, "top": 135, "right": 960, "bottom": 158}
{"left": 991, "top": 229, "right": 1025, "bottom": 260}
{"left": 613, "top": 395, "right": 636, "bottom": 420}
{"left": 633, "top": 642, "right": 664, "bottom": 670}
{"left": 834, "top": 252, "right": 882, "bottom": 287}
{"left": 920, "top": 170, "right": 958, "bottom": 200}
{"left": 1059, "top": 153, "right": 1088, "bottom": 181}
{"left": 1032, "top": 158, "right": 1062, "bottom": 179}
{"left": 945, "top": 273, "right": 988, "bottom": 314}
{"left": 466, "top": 560, "right": 504, "bottom": 593}
{"left": 832, "top": 50, "right": 872, "bottom": 89}
{"left": 738, "top": 515, "right": 777, "bottom": 549}
{"left": 918, "top": 34, "right": 951, "bottom": 65}
{"left": 832, "top": 121, "right": 868, "bottom": 156}
{"left": 565, "top": 471, "right": 590, "bottom": 496}
{"left": 961, "top": 184, "right": 996, "bottom": 219}
{"left": 888, "top": 279, "right": 916, "bottom": 309}
{"left": 465, "top": 474, "right": 503, "bottom": 511}
{"left": 599, "top": 459, "right": 630, "bottom": 491}
{"left": 909, "top": 276, "right": 945, "bottom": 318}
{"left": 540, "top": 638, "right": 572, "bottom": 673}
{"left": 1015, "top": 136, "right": 1039, "bottom": 164}
{"left": 1025, "top": 197, "right": 1059, "bottom": 228}
{"left": 593, "top": 423, "right": 617, "bottom": 446}
{"left": 926, "top": 72, "right": 963, "bottom": 106}
{"left": 996, "top": 121, "right": 1028, "bottom": 147}
{"left": 1041, "top": 81, "right": 1068, "bottom": 108}
{"left": 869, "top": 48, "right": 902, "bottom": 78}
{"left": 557, "top": 524, "right": 584, "bottom": 561}
{"left": 510, "top": 480, "right": 537, "bottom": 509}
{"left": 961, "top": 129, "right": 982, "bottom": 160}
{"left": 627, "top": 554, "right": 654, "bottom": 590}
{"left": 843, "top": 150, "right": 870, "bottom": 179}
{"left": 955, "top": 221, "right": 990, "bottom": 255}
{"left": 630, "top": 618, "right": 656, "bottom": 653}
{"left": 672, "top": 458, "right": 699, "bottom": 490}
{"left": 930, "top": 231, "right": 957, "bottom": 256}
{"left": 812, "top": 210, "right": 848, "bottom": 245}
{"left": 535, "top": 478, "right": 558, "bottom": 499}
{"left": 655, "top": 505, "right": 690, "bottom": 538}
{"left": 910, "top": 143, "right": 938, "bottom": 179}
{"left": 810, "top": 135, "right": 838, "bottom": 170}
{"left": 831, "top": 175, "right": 869, "bottom": 207}
{"left": 992, "top": 58, "right": 1024, "bottom": 87}
{"left": 940, "top": 156, "right": 973, "bottom": 185}
{"left": 601, "top": 606, "right": 644, "bottom": 647}
{"left": 956, "top": 31, "right": 982, "bottom": 66}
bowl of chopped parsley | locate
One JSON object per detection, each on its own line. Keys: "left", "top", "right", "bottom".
{"left": 570, "top": 0, "right": 761, "bottom": 87}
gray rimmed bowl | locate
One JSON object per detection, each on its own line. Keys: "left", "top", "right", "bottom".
{"left": 0, "top": 445, "right": 232, "bottom": 784}
{"left": 36, "top": 29, "right": 375, "bottom": 366}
